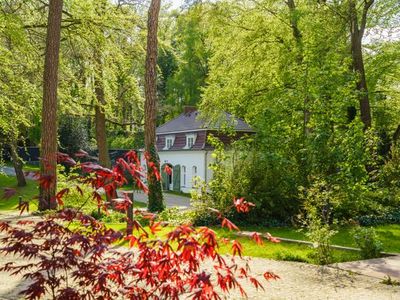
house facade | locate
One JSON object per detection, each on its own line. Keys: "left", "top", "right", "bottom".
{"left": 151, "top": 107, "right": 254, "bottom": 193}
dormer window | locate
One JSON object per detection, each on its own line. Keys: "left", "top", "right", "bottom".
{"left": 185, "top": 133, "right": 197, "bottom": 149}
{"left": 164, "top": 135, "right": 175, "bottom": 150}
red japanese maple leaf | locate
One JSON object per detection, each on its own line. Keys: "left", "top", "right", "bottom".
{"left": 2, "top": 188, "right": 16, "bottom": 200}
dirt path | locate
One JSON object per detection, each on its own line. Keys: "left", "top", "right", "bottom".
{"left": 1, "top": 212, "right": 399, "bottom": 299}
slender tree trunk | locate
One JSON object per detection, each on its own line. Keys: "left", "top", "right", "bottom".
{"left": 39, "top": 0, "right": 63, "bottom": 211}
{"left": 94, "top": 73, "right": 112, "bottom": 213}
{"left": 144, "top": 0, "right": 165, "bottom": 212}
{"left": 349, "top": 0, "right": 373, "bottom": 129}
{"left": 287, "top": 0, "right": 310, "bottom": 135}
{"left": 9, "top": 142, "right": 26, "bottom": 187}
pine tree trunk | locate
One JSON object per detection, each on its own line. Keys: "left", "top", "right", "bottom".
{"left": 9, "top": 142, "right": 26, "bottom": 187}
{"left": 144, "top": 0, "right": 165, "bottom": 212}
{"left": 94, "top": 83, "right": 111, "bottom": 169}
{"left": 39, "top": 0, "right": 63, "bottom": 211}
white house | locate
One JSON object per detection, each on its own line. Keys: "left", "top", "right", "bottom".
{"left": 152, "top": 107, "right": 254, "bottom": 193}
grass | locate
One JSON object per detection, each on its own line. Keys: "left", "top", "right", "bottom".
{"left": 3, "top": 162, "right": 40, "bottom": 172}
{"left": 1, "top": 173, "right": 398, "bottom": 263}
{"left": 238, "top": 224, "right": 400, "bottom": 254}
{"left": 211, "top": 227, "right": 361, "bottom": 264}
{"left": 0, "top": 174, "right": 38, "bottom": 211}
{"left": 104, "top": 222, "right": 360, "bottom": 264}
{"left": 0, "top": 174, "right": 147, "bottom": 212}
{"left": 164, "top": 190, "right": 191, "bottom": 198}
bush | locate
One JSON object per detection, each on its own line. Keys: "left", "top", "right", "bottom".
{"left": 356, "top": 207, "right": 400, "bottom": 226}
{"left": 93, "top": 211, "right": 127, "bottom": 223}
{"left": 57, "top": 165, "right": 99, "bottom": 214}
{"left": 189, "top": 178, "right": 220, "bottom": 226}
{"left": 352, "top": 226, "right": 383, "bottom": 259}
{"left": 108, "top": 132, "right": 144, "bottom": 150}
{"left": 158, "top": 207, "right": 194, "bottom": 226}
{"left": 302, "top": 180, "right": 337, "bottom": 265}
{"left": 59, "top": 116, "right": 89, "bottom": 155}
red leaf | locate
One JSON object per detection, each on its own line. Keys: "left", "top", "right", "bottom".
{"left": 249, "top": 277, "right": 264, "bottom": 290}
{"left": 76, "top": 186, "right": 83, "bottom": 196}
{"left": 124, "top": 150, "right": 140, "bottom": 165}
{"left": 263, "top": 271, "right": 280, "bottom": 281}
{"left": 221, "top": 218, "right": 239, "bottom": 231}
{"left": 251, "top": 232, "right": 263, "bottom": 245}
{"left": 57, "top": 152, "right": 77, "bottom": 166}
{"left": 2, "top": 188, "right": 16, "bottom": 200}
{"left": 163, "top": 164, "right": 172, "bottom": 176}
{"left": 38, "top": 174, "right": 54, "bottom": 190}
{"left": 233, "top": 197, "right": 255, "bottom": 213}
{"left": 149, "top": 221, "right": 162, "bottom": 235}
{"left": 56, "top": 188, "right": 69, "bottom": 206}
{"left": 264, "top": 232, "right": 280, "bottom": 243}
{"left": 17, "top": 201, "right": 29, "bottom": 215}
{"left": 231, "top": 240, "right": 243, "bottom": 257}
{"left": 75, "top": 149, "right": 89, "bottom": 158}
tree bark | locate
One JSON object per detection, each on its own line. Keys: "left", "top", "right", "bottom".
{"left": 349, "top": 0, "right": 373, "bottom": 129}
{"left": 94, "top": 80, "right": 111, "bottom": 169}
{"left": 39, "top": 0, "right": 63, "bottom": 211}
{"left": 9, "top": 142, "right": 26, "bottom": 187}
{"left": 287, "top": 0, "right": 310, "bottom": 135}
{"left": 144, "top": 0, "right": 165, "bottom": 212}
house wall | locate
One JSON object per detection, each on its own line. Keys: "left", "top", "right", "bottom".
{"left": 159, "top": 150, "right": 213, "bottom": 193}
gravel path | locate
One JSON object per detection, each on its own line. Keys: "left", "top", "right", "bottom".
{"left": 1, "top": 212, "right": 399, "bottom": 299}
{"left": 117, "top": 190, "right": 191, "bottom": 208}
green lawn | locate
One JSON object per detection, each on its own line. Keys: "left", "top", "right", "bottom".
{"left": 0, "top": 174, "right": 147, "bottom": 212}
{"left": 105, "top": 222, "right": 360, "bottom": 264}
{"left": 4, "top": 162, "right": 40, "bottom": 172}
{"left": 240, "top": 224, "right": 400, "bottom": 254}
{"left": 1, "top": 173, "right": 399, "bottom": 263}
{"left": 0, "top": 174, "right": 38, "bottom": 211}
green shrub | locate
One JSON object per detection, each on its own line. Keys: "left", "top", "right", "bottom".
{"left": 59, "top": 116, "right": 89, "bottom": 155}
{"left": 357, "top": 207, "right": 400, "bottom": 226}
{"left": 57, "top": 166, "right": 99, "bottom": 214}
{"left": 352, "top": 226, "right": 383, "bottom": 259}
{"left": 97, "top": 211, "right": 127, "bottom": 223}
{"left": 158, "top": 207, "right": 194, "bottom": 226}
{"left": 302, "top": 180, "right": 337, "bottom": 265}
{"left": 190, "top": 179, "right": 220, "bottom": 226}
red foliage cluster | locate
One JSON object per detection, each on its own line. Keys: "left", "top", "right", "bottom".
{"left": 0, "top": 150, "right": 279, "bottom": 299}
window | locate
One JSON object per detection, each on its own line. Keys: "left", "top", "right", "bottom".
{"left": 164, "top": 135, "right": 175, "bottom": 150}
{"left": 166, "top": 138, "right": 173, "bottom": 149}
{"left": 192, "top": 166, "right": 197, "bottom": 187}
{"left": 182, "top": 166, "right": 186, "bottom": 187}
{"left": 187, "top": 136, "right": 194, "bottom": 148}
{"left": 185, "top": 134, "right": 197, "bottom": 149}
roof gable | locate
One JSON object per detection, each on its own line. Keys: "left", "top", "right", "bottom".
{"left": 156, "top": 111, "right": 253, "bottom": 134}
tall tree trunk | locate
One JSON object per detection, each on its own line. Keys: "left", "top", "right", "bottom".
{"left": 144, "top": 0, "right": 165, "bottom": 212}
{"left": 287, "top": 0, "right": 310, "bottom": 135}
{"left": 9, "top": 142, "right": 26, "bottom": 187}
{"left": 39, "top": 0, "right": 63, "bottom": 211}
{"left": 94, "top": 81, "right": 111, "bottom": 169}
{"left": 349, "top": 0, "right": 373, "bottom": 129}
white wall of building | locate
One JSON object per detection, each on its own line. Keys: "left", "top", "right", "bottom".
{"left": 139, "top": 150, "right": 214, "bottom": 193}
{"left": 159, "top": 150, "right": 212, "bottom": 193}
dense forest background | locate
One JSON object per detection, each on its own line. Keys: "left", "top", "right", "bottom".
{"left": 1, "top": 0, "right": 400, "bottom": 223}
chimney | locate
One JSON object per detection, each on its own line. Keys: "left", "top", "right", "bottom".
{"left": 183, "top": 106, "right": 197, "bottom": 115}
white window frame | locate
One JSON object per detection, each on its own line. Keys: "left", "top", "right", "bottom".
{"left": 163, "top": 135, "right": 175, "bottom": 150}
{"left": 184, "top": 133, "right": 197, "bottom": 149}
{"left": 191, "top": 166, "right": 197, "bottom": 187}
{"left": 181, "top": 165, "right": 186, "bottom": 187}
